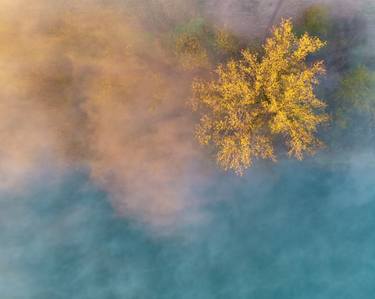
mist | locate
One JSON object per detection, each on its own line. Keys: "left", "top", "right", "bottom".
{"left": 1, "top": 0, "right": 375, "bottom": 298}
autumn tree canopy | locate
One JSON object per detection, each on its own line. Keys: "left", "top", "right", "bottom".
{"left": 335, "top": 66, "right": 375, "bottom": 122}
{"left": 172, "top": 18, "right": 240, "bottom": 70}
{"left": 192, "top": 19, "right": 328, "bottom": 174}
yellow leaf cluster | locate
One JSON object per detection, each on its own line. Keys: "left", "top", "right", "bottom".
{"left": 175, "top": 33, "right": 209, "bottom": 70}
{"left": 192, "top": 19, "right": 328, "bottom": 175}
{"left": 214, "top": 29, "right": 239, "bottom": 55}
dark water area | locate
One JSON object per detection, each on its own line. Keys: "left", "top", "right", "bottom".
{"left": 2, "top": 157, "right": 375, "bottom": 299}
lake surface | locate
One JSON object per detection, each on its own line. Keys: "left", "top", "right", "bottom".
{"left": 2, "top": 156, "right": 375, "bottom": 299}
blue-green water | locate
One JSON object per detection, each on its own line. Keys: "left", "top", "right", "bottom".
{"left": 1, "top": 158, "right": 375, "bottom": 299}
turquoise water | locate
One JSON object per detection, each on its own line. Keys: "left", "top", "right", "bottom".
{"left": 2, "top": 158, "right": 375, "bottom": 298}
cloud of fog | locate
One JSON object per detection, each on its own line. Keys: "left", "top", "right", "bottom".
{"left": 0, "top": 0, "right": 69, "bottom": 193}
{"left": 2, "top": 157, "right": 375, "bottom": 298}
{"left": 1, "top": 0, "right": 375, "bottom": 233}
{"left": 0, "top": 0, "right": 214, "bottom": 232}
{"left": 203, "top": 0, "right": 364, "bottom": 38}
{"left": 1, "top": 1, "right": 375, "bottom": 297}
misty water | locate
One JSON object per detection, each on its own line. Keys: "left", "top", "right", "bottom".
{"left": 2, "top": 0, "right": 375, "bottom": 298}
{"left": 2, "top": 154, "right": 375, "bottom": 298}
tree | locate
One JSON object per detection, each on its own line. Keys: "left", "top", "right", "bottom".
{"left": 337, "top": 66, "right": 375, "bottom": 115}
{"left": 192, "top": 19, "right": 328, "bottom": 175}
{"left": 298, "top": 4, "right": 331, "bottom": 38}
{"left": 333, "top": 66, "right": 375, "bottom": 129}
{"left": 172, "top": 18, "right": 240, "bottom": 70}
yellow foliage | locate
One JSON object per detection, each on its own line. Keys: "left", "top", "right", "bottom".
{"left": 192, "top": 19, "right": 328, "bottom": 175}
{"left": 215, "top": 29, "right": 239, "bottom": 54}
{"left": 175, "top": 33, "right": 209, "bottom": 70}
